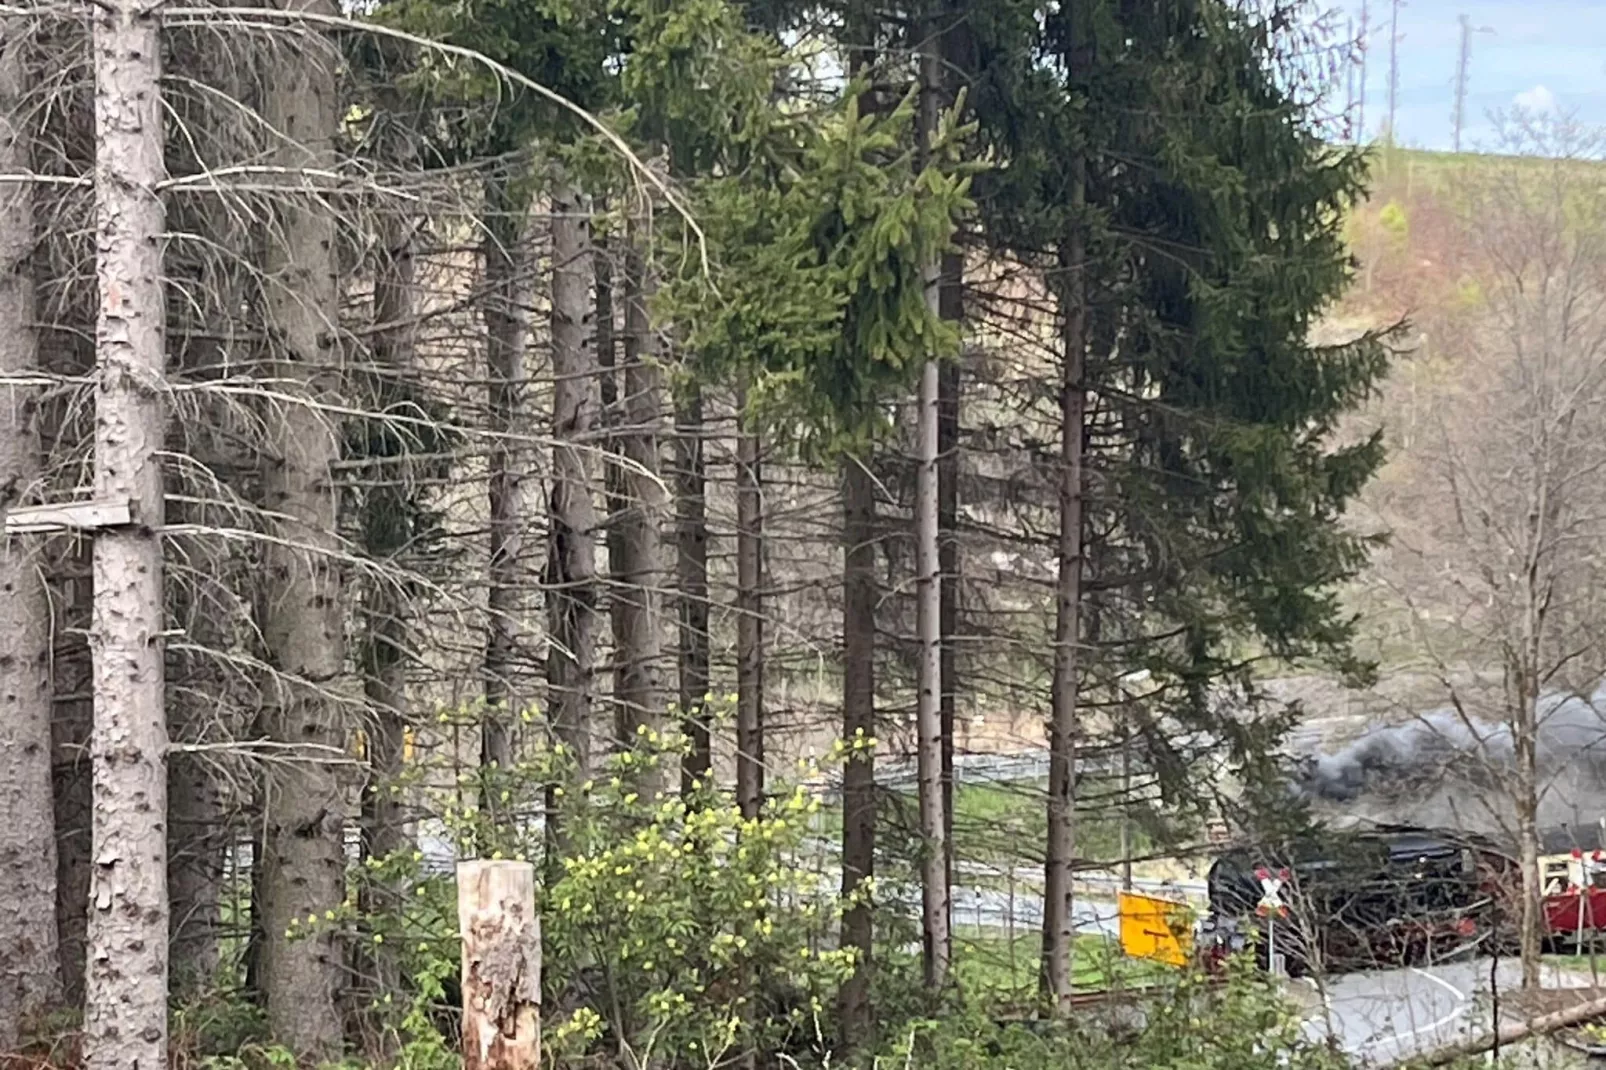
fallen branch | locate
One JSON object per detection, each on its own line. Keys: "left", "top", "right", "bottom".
{"left": 1404, "top": 993, "right": 1606, "bottom": 1068}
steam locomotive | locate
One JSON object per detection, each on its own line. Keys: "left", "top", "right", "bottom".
{"left": 1199, "top": 821, "right": 1606, "bottom": 975}
{"left": 1199, "top": 823, "right": 1516, "bottom": 975}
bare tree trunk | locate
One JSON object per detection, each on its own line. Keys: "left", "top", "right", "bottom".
{"left": 358, "top": 199, "right": 419, "bottom": 1022}
{"left": 1517, "top": 787, "right": 1542, "bottom": 991}
{"left": 914, "top": 20, "right": 950, "bottom": 993}
{"left": 614, "top": 231, "right": 664, "bottom": 789}
{"left": 167, "top": 583, "right": 229, "bottom": 998}
{"left": 257, "top": 4, "right": 347, "bottom": 1055}
{"left": 837, "top": 458, "right": 877, "bottom": 1054}
{"left": 596, "top": 223, "right": 627, "bottom": 772}
{"left": 1515, "top": 667, "right": 1543, "bottom": 991}
{"left": 935, "top": 0, "right": 973, "bottom": 891}
{"left": 735, "top": 391, "right": 764, "bottom": 818}
{"left": 1042, "top": 191, "right": 1088, "bottom": 1016}
{"left": 0, "top": 25, "right": 59, "bottom": 1049}
{"left": 546, "top": 177, "right": 599, "bottom": 847}
{"left": 84, "top": 0, "right": 169, "bottom": 1062}
{"left": 937, "top": 255, "right": 961, "bottom": 900}
{"left": 52, "top": 548, "right": 93, "bottom": 1009}
{"left": 482, "top": 180, "right": 533, "bottom": 780}
{"left": 675, "top": 386, "right": 712, "bottom": 791}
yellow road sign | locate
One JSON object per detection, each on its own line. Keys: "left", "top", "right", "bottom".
{"left": 1118, "top": 890, "right": 1194, "bottom": 968}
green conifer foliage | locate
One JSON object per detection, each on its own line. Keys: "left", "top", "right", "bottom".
{"left": 968, "top": 0, "right": 1392, "bottom": 802}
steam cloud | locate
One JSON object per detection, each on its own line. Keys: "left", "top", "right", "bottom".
{"left": 1292, "top": 683, "right": 1606, "bottom": 842}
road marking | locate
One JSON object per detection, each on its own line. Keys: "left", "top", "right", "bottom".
{"left": 1369, "top": 968, "right": 1470, "bottom": 1062}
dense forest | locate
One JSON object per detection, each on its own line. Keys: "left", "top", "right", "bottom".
{"left": 0, "top": 0, "right": 1412, "bottom": 1066}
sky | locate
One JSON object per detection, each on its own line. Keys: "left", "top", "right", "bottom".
{"left": 1328, "top": 0, "right": 1606, "bottom": 152}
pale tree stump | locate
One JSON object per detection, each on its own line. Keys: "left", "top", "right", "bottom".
{"left": 457, "top": 860, "right": 541, "bottom": 1069}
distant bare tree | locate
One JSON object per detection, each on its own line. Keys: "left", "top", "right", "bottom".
{"left": 1372, "top": 112, "right": 1606, "bottom": 991}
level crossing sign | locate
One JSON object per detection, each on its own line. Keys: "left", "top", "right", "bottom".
{"left": 1254, "top": 867, "right": 1290, "bottom": 919}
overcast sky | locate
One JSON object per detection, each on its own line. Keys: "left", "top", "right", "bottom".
{"left": 1328, "top": 0, "right": 1606, "bottom": 152}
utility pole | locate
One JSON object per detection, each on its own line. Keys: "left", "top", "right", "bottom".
{"left": 1357, "top": 0, "right": 1370, "bottom": 139}
{"left": 1387, "top": 0, "right": 1403, "bottom": 143}
{"left": 1452, "top": 15, "right": 1469, "bottom": 152}
{"left": 1452, "top": 15, "right": 1494, "bottom": 153}
{"left": 1345, "top": 16, "right": 1357, "bottom": 141}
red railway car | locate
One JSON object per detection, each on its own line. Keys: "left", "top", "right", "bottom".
{"left": 1539, "top": 848, "right": 1606, "bottom": 950}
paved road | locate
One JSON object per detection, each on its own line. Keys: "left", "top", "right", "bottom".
{"left": 1298, "top": 958, "right": 1599, "bottom": 1065}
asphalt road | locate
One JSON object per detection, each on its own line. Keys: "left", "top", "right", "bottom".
{"left": 1298, "top": 957, "right": 1599, "bottom": 1065}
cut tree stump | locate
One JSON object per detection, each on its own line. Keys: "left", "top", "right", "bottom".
{"left": 457, "top": 860, "right": 541, "bottom": 1070}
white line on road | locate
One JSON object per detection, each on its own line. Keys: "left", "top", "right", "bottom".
{"left": 1370, "top": 969, "right": 1469, "bottom": 1064}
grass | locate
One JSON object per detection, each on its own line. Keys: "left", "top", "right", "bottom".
{"left": 952, "top": 927, "right": 1177, "bottom": 1000}
{"left": 896, "top": 780, "right": 1151, "bottom": 865}
{"left": 1545, "top": 952, "right": 1606, "bottom": 978}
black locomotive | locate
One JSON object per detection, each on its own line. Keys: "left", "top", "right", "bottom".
{"left": 1200, "top": 823, "right": 1514, "bottom": 975}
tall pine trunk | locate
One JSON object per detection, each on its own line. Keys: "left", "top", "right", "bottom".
{"left": 167, "top": 570, "right": 230, "bottom": 998}
{"left": 735, "top": 391, "right": 764, "bottom": 818}
{"left": 937, "top": 256, "right": 961, "bottom": 900}
{"left": 0, "top": 24, "right": 60, "bottom": 1049}
{"left": 482, "top": 179, "right": 532, "bottom": 779}
{"left": 257, "top": 4, "right": 347, "bottom": 1054}
{"left": 914, "top": 17, "right": 950, "bottom": 992}
{"left": 358, "top": 196, "right": 419, "bottom": 1014}
{"left": 675, "top": 387, "right": 712, "bottom": 791}
{"left": 1042, "top": 208, "right": 1088, "bottom": 1017}
{"left": 84, "top": 0, "right": 169, "bottom": 1062}
{"left": 52, "top": 545, "right": 93, "bottom": 1008}
{"left": 935, "top": 2, "right": 973, "bottom": 898}
{"left": 837, "top": 458, "right": 877, "bottom": 1054}
{"left": 837, "top": 7, "right": 881, "bottom": 1050}
{"left": 546, "top": 177, "right": 599, "bottom": 846}
{"left": 614, "top": 230, "right": 664, "bottom": 788}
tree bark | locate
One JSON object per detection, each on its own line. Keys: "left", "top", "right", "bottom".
{"left": 937, "top": 257, "right": 961, "bottom": 901}
{"left": 1516, "top": 669, "right": 1543, "bottom": 991}
{"left": 84, "top": 0, "right": 169, "bottom": 1062}
{"left": 546, "top": 177, "right": 599, "bottom": 847}
{"left": 482, "top": 180, "right": 533, "bottom": 780}
{"left": 914, "top": 17, "right": 950, "bottom": 993}
{"left": 935, "top": 2, "right": 972, "bottom": 890}
{"left": 167, "top": 589, "right": 229, "bottom": 999}
{"left": 457, "top": 861, "right": 540, "bottom": 1070}
{"left": 0, "top": 23, "right": 60, "bottom": 1050}
{"left": 837, "top": 457, "right": 877, "bottom": 1054}
{"left": 675, "top": 386, "right": 712, "bottom": 792}
{"left": 52, "top": 551, "right": 93, "bottom": 1009}
{"left": 614, "top": 230, "right": 665, "bottom": 790}
{"left": 1041, "top": 166, "right": 1088, "bottom": 1017}
{"left": 735, "top": 390, "right": 764, "bottom": 818}
{"left": 358, "top": 196, "right": 419, "bottom": 1018}
{"left": 257, "top": 4, "right": 347, "bottom": 1056}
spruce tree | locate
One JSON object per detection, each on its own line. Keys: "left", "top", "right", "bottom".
{"left": 958, "top": 0, "right": 1390, "bottom": 1005}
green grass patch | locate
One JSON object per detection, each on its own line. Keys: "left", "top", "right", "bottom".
{"left": 810, "top": 778, "right": 1153, "bottom": 869}
{"left": 1545, "top": 952, "right": 1606, "bottom": 977}
{"left": 952, "top": 927, "right": 1176, "bottom": 1001}
{"left": 934, "top": 780, "right": 1149, "bottom": 865}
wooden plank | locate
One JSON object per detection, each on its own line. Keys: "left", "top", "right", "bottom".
{"left": 3, "top": 498, "right": 134, "bottom": 535}
{"left": 457, "top": 859, "right": 540, "bottom": 1070}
